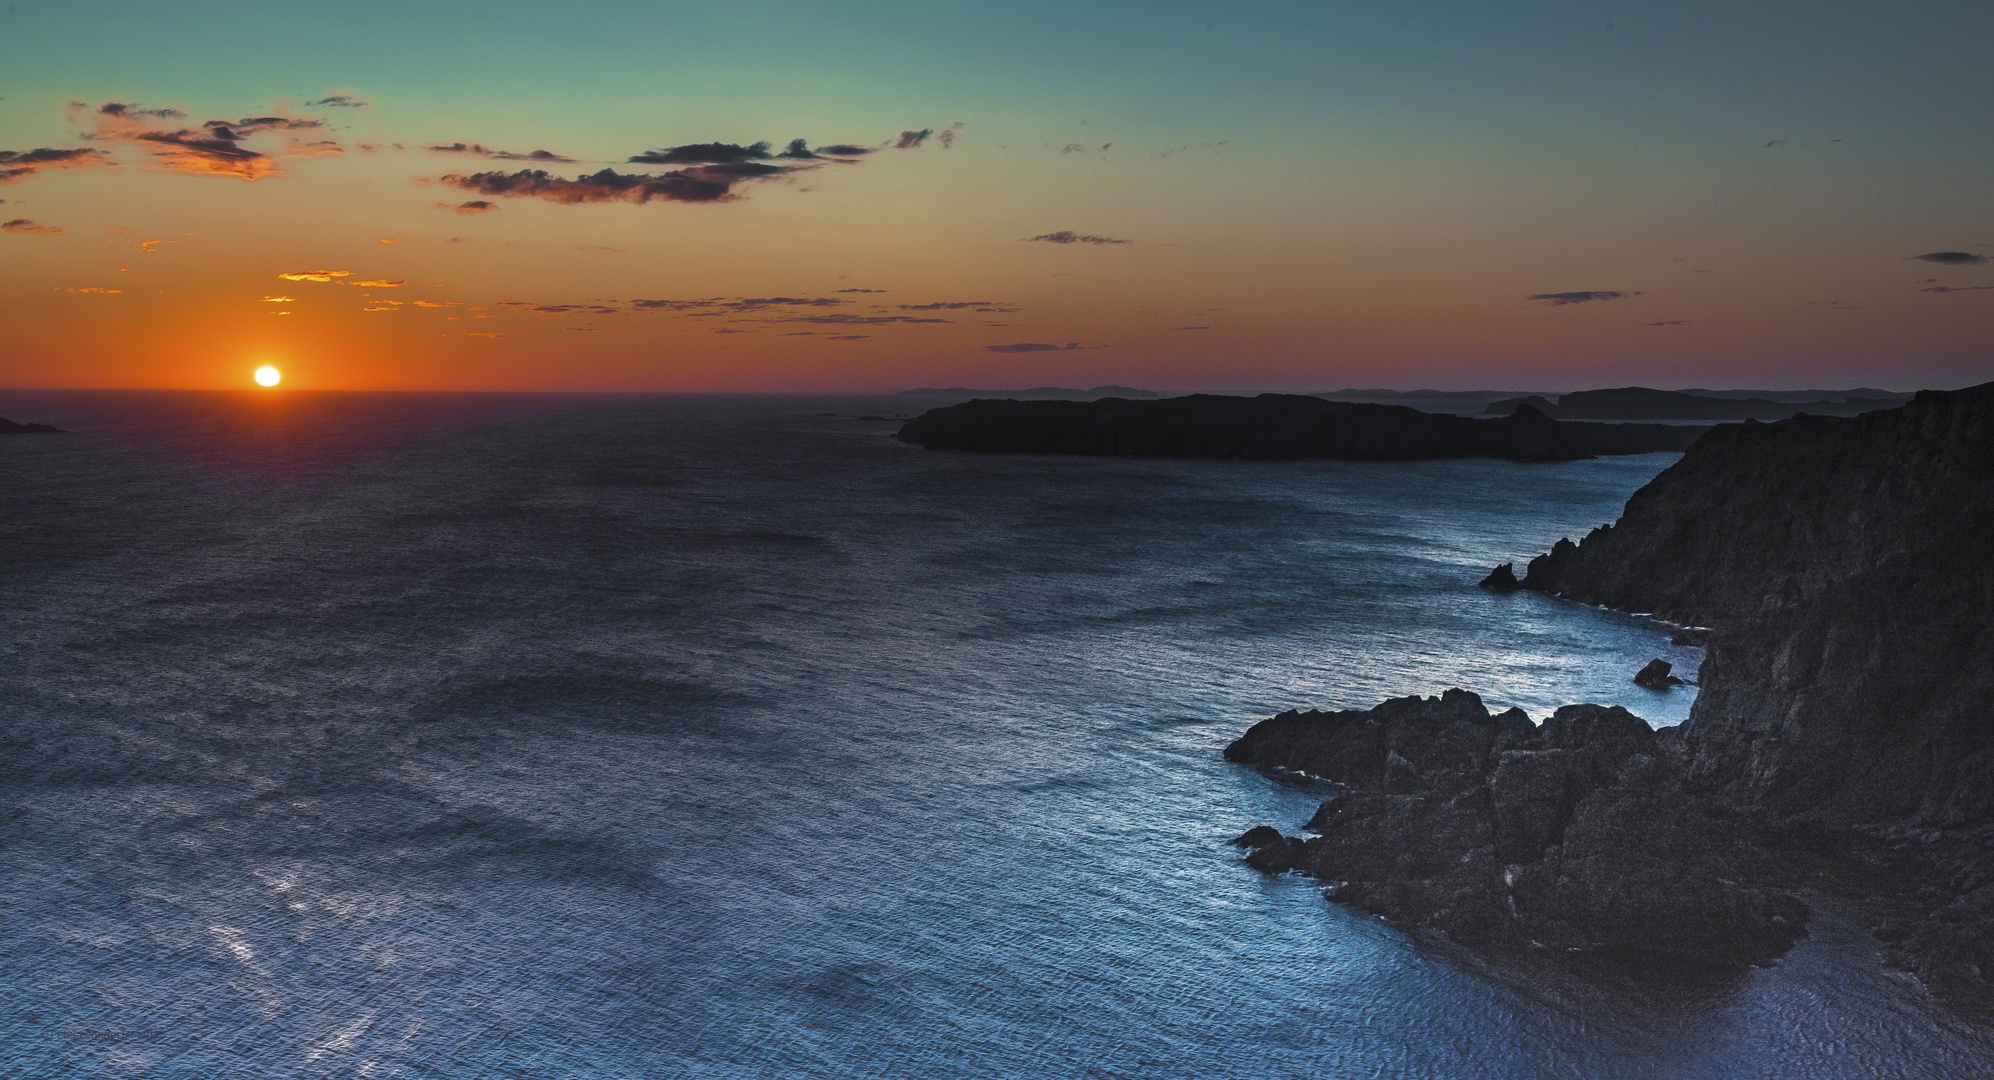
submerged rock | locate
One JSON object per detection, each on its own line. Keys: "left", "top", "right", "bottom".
{"left": 1633, "top": 658, "right": 1683, "bottom": 689}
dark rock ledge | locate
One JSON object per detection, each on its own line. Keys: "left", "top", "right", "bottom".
{"left": 1227, "top": 690, "right": 1807, "bottom": 976}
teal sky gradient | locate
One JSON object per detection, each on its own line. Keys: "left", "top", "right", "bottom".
{"left": 3, "top": 1, "right": 1989, "bottom": 390}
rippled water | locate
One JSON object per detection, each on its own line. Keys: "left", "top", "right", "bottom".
{"left": 3, "top": 390, "right": 1988, "bottom": 1078}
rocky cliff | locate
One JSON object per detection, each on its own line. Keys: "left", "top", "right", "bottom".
{"left": 896, "top": 394, "right": 1703, "bottom": 461}
{"left": 1233, "top": 382, "right": 1994, "bottom": 1006}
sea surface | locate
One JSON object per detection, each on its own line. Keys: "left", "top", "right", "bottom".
{"left": 3, "top": 390, "right": 1989, "bottom": 1079}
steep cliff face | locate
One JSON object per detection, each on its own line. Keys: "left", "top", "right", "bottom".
{"left": 1517, "top": 382, "right": 1994, "bottom": 828}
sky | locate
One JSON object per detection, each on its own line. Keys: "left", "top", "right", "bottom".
{"left": 2, "top": 1, "right": 1990, "bottom": 393}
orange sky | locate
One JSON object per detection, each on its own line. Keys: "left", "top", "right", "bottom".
{"left": 4, "top": 1, "right": 1991, "bottom": 392}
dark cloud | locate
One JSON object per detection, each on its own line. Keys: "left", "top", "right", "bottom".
{"left": 834, "top": 288, "right": 885, "bottom": 293}
{"left": 629, "top": 138, "right": 874, "bottom": 166}
{"left": 1908, "top": 251, "right": 1987, "bottom": 265}
{"left": 1527, "top": 290, "right": 1640, "bottom": 305}
{"left": 452, "top": 200, "right": 499, "bottom": 214}
{"left": 785, "top": 313, "right": 946, "bottom": 325}
{"left": 984, "top": 342, "right": 1091, "bottom": 353}
{"left": 1026, "top": 230, "right": 1132, "bottom": 245}
{"left": 95, "top": 102, "right": 184, "bottom": 120}
{"left": 440, "top": 160, "right": 818, "bottom": 204}
{"left": 898, "top": 301, "right": 1019, "bottom": 312}
{"left": 428, "top": 142, "right": 576, "bottom": 163}
{"left": 306, "top": 94, "right": 369, "bottom": 108}
{"left": 83, "top": 101, "right": 333, "bottom": 179}
{"left": 630, "top": 141, "right": 773, "bottom": 165}
{"left": 894, "top": 129, "right": 932, "bottom": 149}
{"left": 828, "top": 334, "right": 870, "bottom": 340}
{"left": 937, "top": 122, "right": 963, "bottom": 150}
{"left": 2, "top": 218, "right": 62, "bottom": 236}
{"left": 1646, "top": 319, "right": 1690, "bottom": 326}
{"left": 1920, "top": 285, "right": 1994, "bottom": 293}
{"left": 1168, "top": 325, "right": 1210, "bottom": 331}
{"left": 0, "top": 146, "right": 113, "bottom": 183}
{"left": 494, "top": 301, "right": 621, "bottom": 315}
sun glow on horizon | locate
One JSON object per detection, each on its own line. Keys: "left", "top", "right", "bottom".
{"left": 254, "top": 365, "right": 282, "bottom": 387}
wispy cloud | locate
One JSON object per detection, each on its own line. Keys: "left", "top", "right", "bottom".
{"left": 1907, "top": 251, "right": 1987, "bottom": 265}
{"left": 449, "top": 200, "right": 500, "bottom": 214}
{"left": 1527, "top": 290, "right": 1640, "bottom": 305}
{"left": 835, "top": 287, "right": 886, "bottom": 293}
{"left": 0, "top": 146, "right": 113, "bottom": 183}
{"left": 1026, "top": 230, "right": 1131, "bottom": 245}
{"left": 1919, "top": 284, "right": 1994, "bottom": 293}
{"left": 2, "top": 218, "right": 62, "bottom": 236}
{"left": 894, "top": 129, "right": 933, "bottom": 149}
{"left": 1168, "top": 325, "right": 1210, "bottom": 331}
{"left": 1646, "top": 319, "right": 1690, "bottom": 326}
{"left": 278, "top": 269, "right": 352, "bottom": 282}
{"left": 898, "top": 301, "right": 1019, "bottom": 312}
{"left": 349, "top": 279, "right": 406, "bottom": 288}
{"left": 984, "top": 341, "right": 1095, "bottom": 353}
{"left": 428, "top": 142, "right": 575, "bottom": 163}
{"left": 55, "top": 286, "right": 121, "bottom": 294}
{"left": 306, "top": 94, "right": 370, "bottom": 109}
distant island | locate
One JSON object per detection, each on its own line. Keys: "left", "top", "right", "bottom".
{"left": 892, "top": 385, "right": 1161, "bottom": 400}
{"left": 1229, "top": 382, "right": 1994, "bottom": 1009}
{"left": 0, "top": 416, "right": 61, "bottom": 434}
{"left": 1482, "top": 385, "right": 1911, "bottom": 421}
{"left": 896, "top": 394, "right": 1703, "bottom": 461}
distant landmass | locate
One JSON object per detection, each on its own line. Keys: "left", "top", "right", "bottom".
{"left": 892, "top": 385, "right": 1161, "bottom": 400}
{"left": 0, "top": 415, "right": 61, "bottom": 434}
{"left": 1483, "top": 386, "right": 1911, "bottom": 420}
{"left": 896, "top": 394, "right": 1702, "bottom": 461}
{"left": 1231, "top": 382, "right": 1994, "bottom": 1008}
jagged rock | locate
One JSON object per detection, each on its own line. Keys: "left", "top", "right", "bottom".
{"left": 1225, "top": 691, "right": 1808, "bottom": 973}
{"left": 1231, "top": 825, "right": 1285, "bottom": 849}
{"left": 1634, "top": 658, "right": 1683, "bottom": 689}
{"left": 1479, "top": 563, "right": 1523, "bottom": 591}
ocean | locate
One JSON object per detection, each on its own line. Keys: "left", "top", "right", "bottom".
{"left": 3, "top": 390, "right": 1988, "bottom": 1078}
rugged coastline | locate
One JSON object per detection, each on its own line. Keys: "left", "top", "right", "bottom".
{"left": 1230, "top": 382, "right": 1994, "bottom": 1009}
{"left": 896, "top": 394, "right": 1702, "bottom": 460}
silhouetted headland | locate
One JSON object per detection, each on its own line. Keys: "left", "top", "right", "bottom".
{"left": 1233, "top": 381, "right": 1994, "bottom": 1008}
{"left": 893, "top": 385, "right": 1160, "bottom": 400}
{"left": 896, "top": 394, "right": 1702, "bottom": 460}
{"left": 0, "top": 416, "right": 61, "bottom": 434}
{"left": 1483, "top": 386, "right": 1911, "bottom": 421}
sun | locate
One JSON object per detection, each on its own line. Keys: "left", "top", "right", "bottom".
{"left": 254, "top": 365, "right": 282, "bottom": 387}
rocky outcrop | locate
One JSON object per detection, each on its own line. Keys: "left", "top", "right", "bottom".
{"left": 1226, "top": 691, "right": 1808, "bottom": 974}
{"left": 1469, "top": 380, "right": 1994, "bottom": 1006}
{"left": 896, "top": 395, "right": 1703, "bottom": 461}
{"left": 0, "top": 416, "right": 61, "bottom": 434}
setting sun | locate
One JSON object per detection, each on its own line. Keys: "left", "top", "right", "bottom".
{"left": 254, "top": 365, "right": 281, "bottom": 387}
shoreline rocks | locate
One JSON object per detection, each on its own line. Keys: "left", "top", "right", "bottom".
{"left": 1227, "top": 691, "right": 1809, "bottom": 975}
